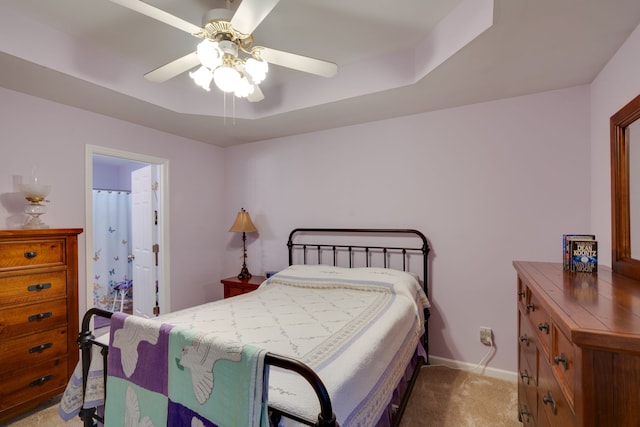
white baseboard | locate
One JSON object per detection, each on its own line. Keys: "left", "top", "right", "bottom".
{"left": 427, "top": 355, "right": 517, "bottom": 383}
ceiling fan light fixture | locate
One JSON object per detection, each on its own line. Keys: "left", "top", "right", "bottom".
{"left": 213, "top": 65, "right": 241, "bottom": 93}
{"left": 112, "top": 0, "right": 338, "bottom": 103}
{"left": 196, "top": 39, "right": 222, "bottom": 70}
{"left": 244, "top": 57, "right": 268, "bottom": 84}
{"left": 189, "top": 66, "right": 213, "bottom": 91}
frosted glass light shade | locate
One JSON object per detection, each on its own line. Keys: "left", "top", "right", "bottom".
{"left": 196, "top": 39, "right": 222, "bottom": 69}
{"left": 245, "top": 58, "right": 268, "bottom": 84}
{"left": 213, "top": 66, "right": 241, "bottom": 93}
{"left": 234, "top": 76, "right": 255, "bottom": 98}
{"left": 189, "top": 66, "right": 213, "bottom": 91}
{"left": 19, "top": 183, "right": 51, "bottom": 199}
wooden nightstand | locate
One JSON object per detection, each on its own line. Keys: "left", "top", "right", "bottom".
{"left": 221, "top": 275, "right": 266, "bottom": 298}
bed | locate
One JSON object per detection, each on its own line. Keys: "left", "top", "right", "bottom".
{"left": 61, "top": 228, "right": 431, "bottom": 427}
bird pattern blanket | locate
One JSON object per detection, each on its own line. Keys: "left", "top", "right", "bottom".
{"left": 104, "top": 312, "right": 268, "bottom": 427}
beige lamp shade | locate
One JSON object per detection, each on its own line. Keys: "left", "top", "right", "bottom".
{"left": 229, "top": 208, "right": 257, "bottom": 233}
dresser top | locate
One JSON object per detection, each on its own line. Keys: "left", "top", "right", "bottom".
{"left": 0, "top": 228, "right": 83, "bottom": 237}
{"left": 513, "top": 261, "right": 640, "bottom": 352}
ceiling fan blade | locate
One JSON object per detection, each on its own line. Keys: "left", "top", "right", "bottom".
{"left": 258, "top": 47, "right": 337, "bottom": 78}
{"left": 144, "top": 52, "right": 200, "bottom": 83}
{"left": 110, "top": 0, "right": 202, "bottom": 34}
{"left": 248, "top": 84, "right": 264, "bottom": 102}
{"left": 231, "top": 0, "right": 280, "bottom": 35}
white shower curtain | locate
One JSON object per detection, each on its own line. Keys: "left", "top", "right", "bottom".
{"left": 92, "top": 189, "right": 132, "bottom": 310}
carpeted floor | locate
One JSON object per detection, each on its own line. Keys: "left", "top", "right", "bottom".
{"left": 401, "top": 365, "right": 522, "bottom": 427}
{"left": 0, "top": 396, "right": 82, "bottom": 427}
{"left": 1, "top": 364, "right": 521, "bottom": 426}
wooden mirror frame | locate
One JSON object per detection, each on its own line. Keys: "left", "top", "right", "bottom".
{"left": 611, "top": 93, "right": 640, "bottom": 280}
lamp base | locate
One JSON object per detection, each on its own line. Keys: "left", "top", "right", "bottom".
{"left": 23, "top": 201, "right": 49, "bottom": 229}
{"left": 237, "top": 266, "right": 252, "bottom": 280}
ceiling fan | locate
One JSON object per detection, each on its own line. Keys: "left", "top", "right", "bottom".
{"left": 109, "top": 0, "right": 338, "bottom": 102}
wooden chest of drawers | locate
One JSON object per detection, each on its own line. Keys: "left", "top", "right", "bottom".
{"left": 0, "top": 228, "right": 82, "bottom": 423}
{"left": 514, "top": 261, "right": 640, "bottom": 427}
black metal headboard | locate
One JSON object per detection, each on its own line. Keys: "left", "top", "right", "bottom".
{"left": 287, "top": 228, "right": 431, "bottom": 357}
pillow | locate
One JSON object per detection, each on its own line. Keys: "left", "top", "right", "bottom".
{"left": 269, "top": 264, "right": 430, "bottom": 308}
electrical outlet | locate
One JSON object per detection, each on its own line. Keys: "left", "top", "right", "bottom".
{"left": 480, "top": 327, "right": 492, "bottom": 346}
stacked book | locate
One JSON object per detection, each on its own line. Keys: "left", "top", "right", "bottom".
{"left": 563, "top": 234, "right": 597, "bottom": 272}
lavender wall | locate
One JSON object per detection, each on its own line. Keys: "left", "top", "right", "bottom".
{"left": 222, "top": 86, "right": 591, "bottom": 372}
{"left": 0, "top": 87, "right": 226, "bottom": 313}
{"left": 93, "top": 159, "right": 148, "bottom": 191}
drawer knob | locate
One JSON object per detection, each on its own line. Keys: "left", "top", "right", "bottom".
{"left": 519, "top": 408, "right": 531, "bottom": 423}
{"left": 526, "top": 303, "right": 535, "bottom": 311}
{"left": 553, "top": 352, "right": 569, "bottom": 370}
{"left": 519, "top": 335, "right": 529, "bottom": 345}
{"left": 519, "top": 369, "right": 530, "bottom": 385}
{"left": 538, "top": 322, "right": 550, "bottom": 334}
{"left": 29, "top": 342, "right": 53, "bottom": 353}
{"left": 24, "top": 251, "right": 38, "bottom": 259}
{"left": 27, "top": 282, "right": 52, "bottom": 292}
{"left": 28, "top": 311, "right": 53, "bottom": 322}
{"left": 518, "top": 291, "right": 525, "bottom": 298}
{"left": 29, "top": 374, "right": 53, "bottom": 387}
{"left": 542, "top": 391, "right": 558, "bottom": 414}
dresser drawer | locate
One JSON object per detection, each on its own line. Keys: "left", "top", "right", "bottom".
{"left": 519, "top": 309, "right": 538, "bottom": 378}
{"left": 519, "top": 339, "right": 537, "bottom": 397}
{"left": 0, "top": 357, "right": 68, "bottom": 412}
{"left": 518, "top": 347, "right": 538, "bottom": 425}
{"left": 518, "top": 380, "right": 536, "bottom": 426}
{"left": 517, "top": 279, "right": 528, "bottom": 310}
{"left": 0, "top": 298, "right": 67, "bottom": 340}
{"left": 226, "top": 284, "right": 250, "bottom": 297}
{"left": 0, "top": 239, "right": 65, "bottom": 270}
{"left": 0, "top": 326, "right": 68, "bottom": 373}
{"left": 0, "top": 271, "right": 67, "bottom": 308}
{"left": 551, "top": 323, "right": 574, "bottom": 407}
{"left": 527, "top": 290, "right": 551, "bottom": 359}
{"left": 538, "top": 356, "right": 575, "bottom": 427}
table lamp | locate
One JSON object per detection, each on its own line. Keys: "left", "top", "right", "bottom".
{"left": 229, "top": 208, "right": 258, "bottom": 279}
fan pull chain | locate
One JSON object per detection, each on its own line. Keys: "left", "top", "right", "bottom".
{"left": 221, "top": 92, "right": 237, "bottom": 126}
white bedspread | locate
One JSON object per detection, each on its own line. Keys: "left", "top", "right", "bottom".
{"left": 159, "top": 265, "right": 429, "bottom": 426}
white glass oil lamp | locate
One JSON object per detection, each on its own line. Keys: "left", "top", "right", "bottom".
{"left": 18, "top": 178, "right": 51, "bottom": 229}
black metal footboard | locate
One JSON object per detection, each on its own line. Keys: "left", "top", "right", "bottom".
{"left": 76, "top": 308, "right": 337, "bottom": 427}
{"left": 77, "top": 308, "right": 110, "bottom": 427}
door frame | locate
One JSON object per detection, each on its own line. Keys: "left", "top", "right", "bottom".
{"left": 85, "top": 145, "right": 171, "bottom": 315}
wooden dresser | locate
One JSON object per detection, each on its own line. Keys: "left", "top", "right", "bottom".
{"left": 514, "top": 261, "right": 640, "bottom": 427}
{"left": 0, "top": 228, "right": 83, "bottom": 422}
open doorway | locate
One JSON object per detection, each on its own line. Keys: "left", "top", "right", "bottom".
{"left": 85, "top": 145, "right": 170, "bottom": 318}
